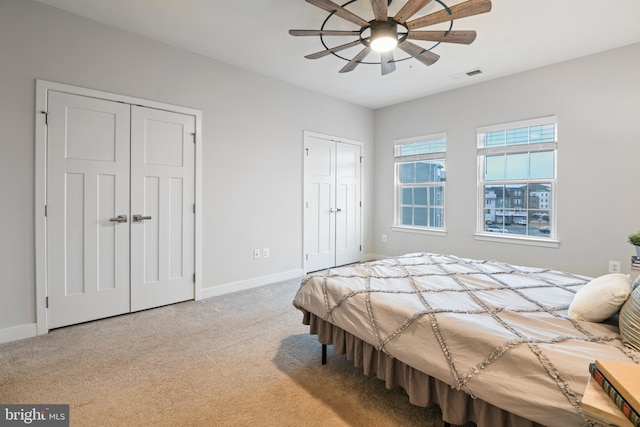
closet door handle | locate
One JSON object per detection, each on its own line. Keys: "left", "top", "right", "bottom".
{"left": 109, "top": 215, "right": 128, "bottom": 223}
{"left": 133, "top": 214, "right": 152, "bottom": 222}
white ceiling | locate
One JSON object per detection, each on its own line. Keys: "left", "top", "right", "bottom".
{"left": 34, "top": 0, "right": 640, "bottom": 109}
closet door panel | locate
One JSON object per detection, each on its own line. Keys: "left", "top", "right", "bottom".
{"left": 46, "top": 91, "right": 131, "bottom": 329}
{"left": 130, "top": 106, "right": 195, "bottom": 311}
{"left": 304, "top": 135, "right": 336, "bottom": 273}
{"left": 335, "top": 142, "right": 361, "bottom": 266}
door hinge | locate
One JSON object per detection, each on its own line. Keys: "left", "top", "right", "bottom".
{"left": 44, "top": 205, "right": 48, "bottom": 217}
{"left": 359, "top": 201, "right": 362, "bottom": 208}
{"left": 46, "top": 296, "right": 49, "bottom": 308}
{"left": 41, "top": 111, "right": 48, "bottom": 125}
{"left": 305, "top": 148, "right": 309, "bottom": 156}
{"left": 193, "top": 203, "right": 196, "bottom": 214}
{"left": 305, "top": 254, "right": 309, "bottom": 261}
{"left": 360, "top": 245, "right": 362, "bottom": 251}
{"left": 360, "top": 156, "right": 363, "bottom": 163}
{"left": 192, "top": 132, "right": 196, "bottom": 144}
{"left": 193, "top": 273, "right": 196, "bottom": 283}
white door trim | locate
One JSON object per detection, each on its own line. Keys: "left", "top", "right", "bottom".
{"left": 35, "top": 79, "right": 203, "bottom": 335}
{"left": 302, "top": 130, "right": 363, "bottom": 273}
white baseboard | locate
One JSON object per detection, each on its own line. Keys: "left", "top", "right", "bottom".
{"left": 0, "top": 323, "right": 38, "bottom": 344}
{"left": 199, "top": 269, "right": 305, "bottom": 300}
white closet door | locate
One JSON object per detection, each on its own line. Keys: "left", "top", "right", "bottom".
{"left": 46, "top": 92, "right": 197, "bottom": 328}
{"left": 335, "top": 142, "right": 361, "bottom": 266}
{"left": 47, "top": 91, "right": 131, "bottom": 328}
{"left": 304, "top": 133, "right": 361, "bottom": 273}
{"left": 130, "top": 106, "right": 195, "bottom": 311}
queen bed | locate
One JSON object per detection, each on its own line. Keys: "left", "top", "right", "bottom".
{"left": 292, "top": 253, "right": 640, "bottom": 427}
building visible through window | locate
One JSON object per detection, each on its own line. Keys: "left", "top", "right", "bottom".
{"left": 477, "top": 117, "right": 557, "bottom": 238}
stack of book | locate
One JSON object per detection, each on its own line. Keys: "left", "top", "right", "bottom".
{"left": 581, "top": 359, "right": 640, "bottom": 427}
{"left": 632, "top": 256, "right": 640, "bottom": 270}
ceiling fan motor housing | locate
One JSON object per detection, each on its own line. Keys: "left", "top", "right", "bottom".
{"left": 368, "top": 19, "right": 399, "bottom": 51}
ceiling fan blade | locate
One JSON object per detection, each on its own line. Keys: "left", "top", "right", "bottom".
{"left": 408, "top": 30, "right": 477, "bottom": 44}
{"left": 380, "top": 51, "right": 396, "bottom": 75}
{"left": 289, "top": 29, "right": 361, "bottom": 37}
{"left": 305, "top": 40, "right": 364, "bottom": 59}
{"left": 339, "top": 47, "right": 371, "bottom": 73}
{"left": 305, "top": 0, "right": 369, "bottom": 27}
{"left": 398, "top": 40, "right": 440, "bottom": 66}
{"left": 407, "top": 0, "right": 492, "bottom": 30}
{"left": 370, "top": 0, "right": 388, "bottom": 21}
{"left": 394, "top": 0, "right": 434, "bottom": 24}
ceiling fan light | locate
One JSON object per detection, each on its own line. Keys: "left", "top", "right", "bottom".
{"left": 370, "top": 20, "right": 398, "bottom": 53}
{"left": 371, "top": 35, "right": 398, "bottom": 52}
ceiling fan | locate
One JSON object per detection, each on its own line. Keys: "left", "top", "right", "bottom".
{"left": 289, "top": 0, "right": 492, "bottom": 75}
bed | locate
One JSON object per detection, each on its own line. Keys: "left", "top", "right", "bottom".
{"left": 292, "top": 253, "right": 640, "bottom": 427}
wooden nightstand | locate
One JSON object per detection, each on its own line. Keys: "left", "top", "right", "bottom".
{"left": 581, "top": 376, "right": 634, "bottom": 427}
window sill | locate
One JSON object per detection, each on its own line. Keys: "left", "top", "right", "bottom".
{"left": 392, "top": 226, "right": 447, "bottom": 237}
{"left": 473, "top": 233, "right": 560, "bottom": 248}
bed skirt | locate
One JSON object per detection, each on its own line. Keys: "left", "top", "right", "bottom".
{"left": 303, "top": 310, "right": 544, "bottom": 427}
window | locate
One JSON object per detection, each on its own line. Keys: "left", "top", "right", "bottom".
{"left": 394, "top": 134, "right": 446, "bottom": 230}
{"left": 477, "top": 117, "right": 557, "bottom": 240}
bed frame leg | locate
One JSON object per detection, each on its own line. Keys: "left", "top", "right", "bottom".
{"left": 321, "top": 343, "right": 327, "bottom": 365}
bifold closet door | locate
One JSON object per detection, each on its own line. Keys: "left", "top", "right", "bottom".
{"left": 47, "top": 91, "right": 131, "bottom": 328}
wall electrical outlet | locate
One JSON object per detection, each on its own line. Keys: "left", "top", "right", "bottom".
{"left": 262, "top": 248, "right": 270, "bottom": 258}
{"left": 253, "top": 249, "right": 261, "bottom": 260}
{"left": 381, "top": 234, "right": 387, "bottom": 243}
{"left": 608, "top": 261, "right": 621, "bottom": 273}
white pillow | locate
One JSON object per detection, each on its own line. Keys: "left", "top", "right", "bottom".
{"left": 568, "top": 273, "right": 632, "bottom": 322}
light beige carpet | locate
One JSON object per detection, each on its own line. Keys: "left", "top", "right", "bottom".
{"left": 1, "top": 278, "right": 454, "bottom": 426}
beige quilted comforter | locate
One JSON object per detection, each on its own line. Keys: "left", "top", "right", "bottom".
{"left": 293, "top": 253, "right": 640, "bottom": 427}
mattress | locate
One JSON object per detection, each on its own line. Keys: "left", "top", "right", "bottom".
{"left": 293, "top": 253, "right": 640, "bottom": 427}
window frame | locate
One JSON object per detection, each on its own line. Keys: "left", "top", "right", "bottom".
{"left": 475, "top": 116, "right": 559, "bottom": 247}
{"left": 393, "top": 133, "right": 447, "bottom": 236}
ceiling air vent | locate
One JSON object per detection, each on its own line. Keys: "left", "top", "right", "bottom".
{"left": 450, "top": 68, "right": 484, "bottom": 80}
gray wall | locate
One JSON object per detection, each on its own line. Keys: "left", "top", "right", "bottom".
{"left": 0, "top": 0, "right": 374, "bottom": 332}
{"left": 372, "top": 42, "right": 640, "bottom": 277}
